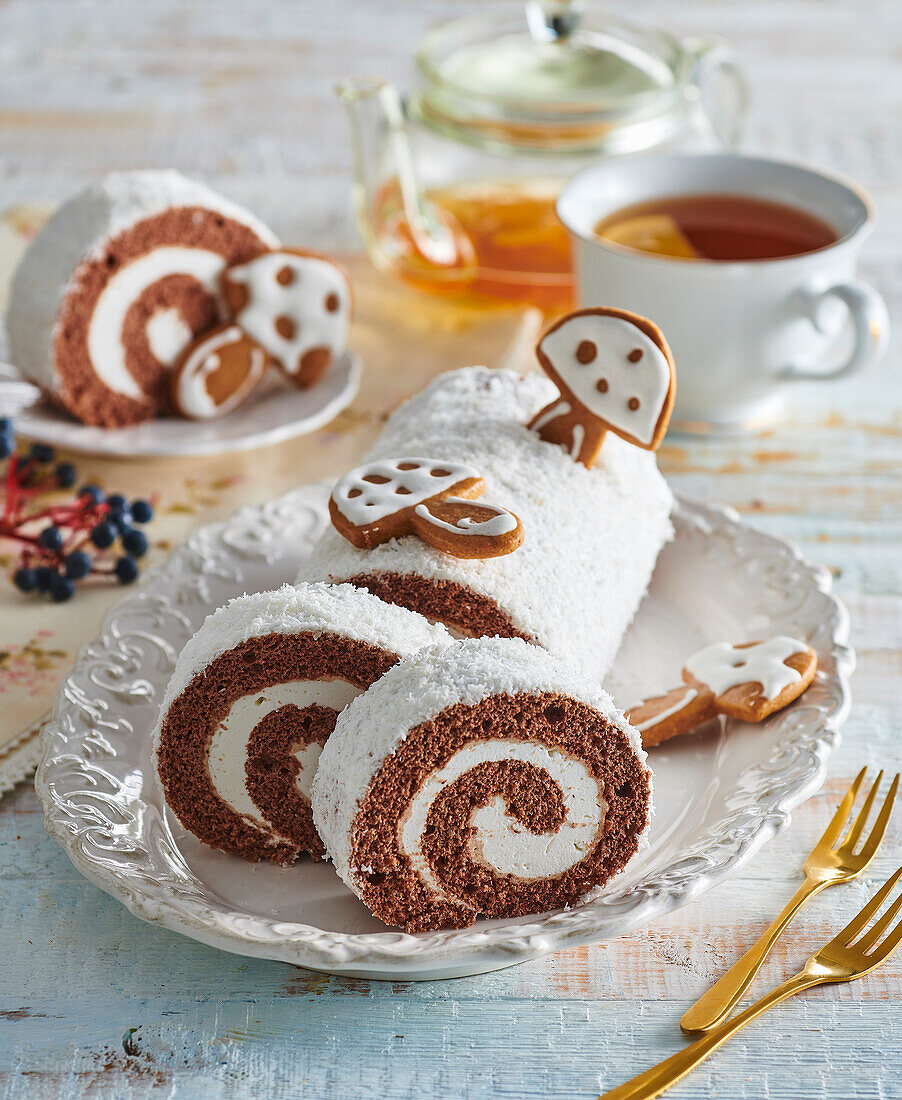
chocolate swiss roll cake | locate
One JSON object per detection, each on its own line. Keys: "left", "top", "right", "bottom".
{"left": 8, "top": 169, "right": 278, "bottom": 426}
{"left": 312, "top": 637, "right": 652, "bottom": 932}
{"left": 299, "top": 366, "right": 673, "bottom": 681}
{"left": 154, "top": 583, "right": 448, "bottom": 864}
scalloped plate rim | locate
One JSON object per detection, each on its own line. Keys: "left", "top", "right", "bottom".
{"left": 11, "top": 350, "right": 362, "bottom": 457}
{"left": 35, "top": 488, "right": 854, "bottom": 979}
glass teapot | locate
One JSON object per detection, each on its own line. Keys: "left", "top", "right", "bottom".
{"left": 338, "top": 2, "right": 747, "bottom": 311}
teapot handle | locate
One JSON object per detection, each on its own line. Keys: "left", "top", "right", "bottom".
{"left": 684, "top": 36, "right": 749, "bottom": 150}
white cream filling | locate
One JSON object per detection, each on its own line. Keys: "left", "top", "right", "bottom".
{"left": 398, "top": 740, "right": 605, "bottom": 904}
{"left": 207, "top": 678, "right": 361, "bottom": 825}
{"left": 146, "top": 307, "right": 193, "bottom": 365}
{"left": 87, "top": 246, "right": 225, "bottom": 400}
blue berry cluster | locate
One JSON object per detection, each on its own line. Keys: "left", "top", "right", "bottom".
{"left": 2, "top": 425, "right": 155, "bottom": 602}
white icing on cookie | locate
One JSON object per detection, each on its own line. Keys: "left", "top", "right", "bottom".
{"left": 331, "top": 457, "right": 481, "bottom": 527}
{"left": 87, "top": 246, "right": 225, "bottom": 400}
{"left": 208, "top": 678, "right": 361, "bottom": 823}
{"left": 413, "top": 497, "right": 519, "bottom": 538}
{"left": 529, "top": 397, "right": 570, "bottom": 432}
{"left": 539, "top": 314, "right": 671, "bottom": 446}
{"left": 684, "top": 637, "right": 807, "bottom": 701}
{"left": 631, "top": 687, "right": 698, "bottom": 732}
{"left": 226, "top": 251, "right": 350, "bottom": 375}
{"left": 400, "top": 740, "right": 605, "bottom": 902}
{"left": 175, "top": 325, "right": 267, "bottom": 419}
{"left": 570, "top": 421, "right": 585, "bottom": 460}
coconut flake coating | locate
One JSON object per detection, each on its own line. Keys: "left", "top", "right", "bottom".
{"left": 313, "top": 635, "right": 651, "bottom": 901}
{"left": 299, "top": 367, "right": 674, "bottom": 681}
{"left": 154, "top": 581, "right": 449, "bottom": 744}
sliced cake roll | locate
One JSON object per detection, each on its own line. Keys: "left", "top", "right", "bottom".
{"left": 8, "top": 169, "right": 278, "bottom": 426}
{"left": 313, "top": 636, "right": 653, "bottom": 932}
{"left": 154, "top": 583, "right": 448, "bottom": 865}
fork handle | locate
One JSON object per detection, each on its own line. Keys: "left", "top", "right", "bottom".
{"left": 601, "top": 971, "right": 822, "bottom": 1099}
{"left": 680, "top": 875, "right": 826, "bottom": 1034}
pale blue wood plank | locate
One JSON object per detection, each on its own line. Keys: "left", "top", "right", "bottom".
{"left": 1, "top": 0, "right": 901, "bottom": 1096}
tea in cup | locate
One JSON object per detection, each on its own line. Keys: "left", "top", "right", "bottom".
{"left": 557, "top": 153, "right": 889, "bottom": 432}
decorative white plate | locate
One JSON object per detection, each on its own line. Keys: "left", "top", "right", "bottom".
{"left": 36, "top": 486, "right": 853, "bottom": 980}
{"left": 8, "top": 351, "right": 361, "bottom": 457}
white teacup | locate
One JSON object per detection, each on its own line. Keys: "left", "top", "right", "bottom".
{"left": 557, "top": 153, "right": 889, "bottom": 432}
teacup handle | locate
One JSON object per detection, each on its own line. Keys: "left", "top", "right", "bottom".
{"left": 782, "top": 280, "right": 890, "bottom": 381}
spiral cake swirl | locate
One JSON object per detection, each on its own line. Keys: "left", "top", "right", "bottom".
{"left": 153, "top": 583, "right": 449, "bottom": 864}
{"left": 313, "top": 637, "right": 652, "bottom": 932}
{"left": 8, "top": 170, "right": 278, "bottom": 426}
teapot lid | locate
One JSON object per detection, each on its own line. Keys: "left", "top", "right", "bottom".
{"left": 410, "top": 3, "right": 696, "bottom": 155}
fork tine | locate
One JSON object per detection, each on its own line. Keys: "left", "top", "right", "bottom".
{"left": 855, "top": 892, "right": 902, "bottom": 952}
{"left": 870, "top": 909, "right": 902, "bottom": 963}
{"left": 841, "top": 770, "right": 883, "bottom": 850}
{"left": 816, "top": 767, "right": 867, "bottom": 852}
{"left": 856, "top": 774, "right": 900, "bottom": 862}
{"left": 832, "top": 864, "right": 902, "bottom": 947}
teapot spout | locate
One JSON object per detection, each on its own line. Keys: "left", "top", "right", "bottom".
{"left": 336, "top": 76, "right": 474, "bottom": 276}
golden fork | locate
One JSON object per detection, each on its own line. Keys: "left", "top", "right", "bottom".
{"left": 681, "top": 766, "right": 898, "bottom": 1035}
{"left": 601, "top": 862, "right": 902, "bottom": 1100}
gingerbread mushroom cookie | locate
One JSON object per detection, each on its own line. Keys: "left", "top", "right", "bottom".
{"left": 626, "top": 636, "right": 818, "bottom": 748}
{"left": 221, "top": 248, "right": 351, "bottom": 388}
{"left": 529, "top": 307, "right": 676, "bottom": 467}
{"left": 329, "top": 457, "right": 523, "bottom": 559}
{"left": 170, "top": 323, "right": 268, "bottom": 420}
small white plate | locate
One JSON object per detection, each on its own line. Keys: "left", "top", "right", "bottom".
{"left": 10, "top": 351, "right": 362, "bottom": 457}
{"left": 36, "top": 487, "right": 853, "bottom": 980}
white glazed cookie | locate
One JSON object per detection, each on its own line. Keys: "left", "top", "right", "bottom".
{"left": 529, "top": 307, "right": 676, "bottom": 466}
{"left": 299, "top": 366, "right": 673, "bottom": 681}
{"left": 7, "top": 169, "right": 279, "bottom": 427}
{"left": 221, "top": 248, "right": 351, "bottom": 387}
{"left": 312, "top": 636, "right": 652, "bottom": 933}
{"left": 170, "top": 323, "right": 268, "bottom": 420}
{"left": 153, "top": 582, "right": 449, "bottom": 864}
{"left": 626, "top": 636, "right": 818, "bottom": 747}
{"left": 329, "top": 456, "right": 524, "bottom": 559}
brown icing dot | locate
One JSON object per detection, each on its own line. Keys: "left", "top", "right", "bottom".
{"left": 274, "top": 315, "right": 296, "bottom": 340}
{"left": 276, "top": 265, "right": 295, "bottom": 286}
{"left": 325, "top": 292, "right": 340, "bottom": 313}
{"left": 596, "top": 378, "right": 609, "bottom": 394}
{"left": 397, "top": 462, "right": 420, "bottom": 471}
{"left": 363, "top": 474, "right": 391, "bottom": 484}
{"left": 576, "top": 340, "right": 597, "bottom": 364}
{"left": 628, "top": 397, "right": 641, "bottom": 411}
{"left": 628, "top": 348, "right": 644, "bottom": 363}
{"left": 348, "top": 488, "right": 362, "bottom": 498}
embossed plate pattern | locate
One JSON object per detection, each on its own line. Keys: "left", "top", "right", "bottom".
{"left": 36, "top": 486, "right": 853, "bottom": 979}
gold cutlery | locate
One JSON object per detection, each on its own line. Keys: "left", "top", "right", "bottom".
{"left": 681, "top": 766, "right": 898, "bottom": 1034}
{"left": 601, "top": 862, "right": 902, "bottom": 1099}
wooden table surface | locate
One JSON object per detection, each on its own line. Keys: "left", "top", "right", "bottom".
{"left": 1, "top": 2, "right": 901, "bottom": 1098}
